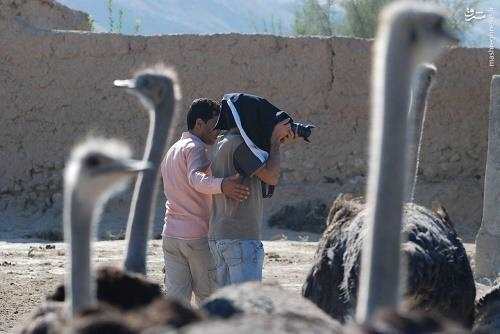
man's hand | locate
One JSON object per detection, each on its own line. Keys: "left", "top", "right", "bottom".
{"left": 221, "top": 174, "right": 250, "bottom": 201}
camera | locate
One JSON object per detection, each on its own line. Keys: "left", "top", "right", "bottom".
{"left": 290, "top": 122, "right": 315, "bottom": 142}
{"left": 275, "top": 111, "right": 315, "bottom": 142}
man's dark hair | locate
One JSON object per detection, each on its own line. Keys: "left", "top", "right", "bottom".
{"left": 187, "top": 98, "right": 220, "bottom": 130}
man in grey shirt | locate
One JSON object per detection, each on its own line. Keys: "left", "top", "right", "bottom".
{"left": 208, "top": 118, "right": 294, "bottom": 286}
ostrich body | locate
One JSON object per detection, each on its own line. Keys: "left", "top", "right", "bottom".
{"left": 116, "top": 66, "right": 181, "bottom": 275}
{"left": 475, "top": 75, "right": 500, "bottom": 279}
{"left": 406, "top": 63, "right": 436, "bottom": 202}
{"left": 202, "top": 282, "right": 342, "bottom": 329}
{"left": 303, "top": 196, "right": 475, "bottom": 326}
{"left": 175, "top": 282, "right": 467, "bottom": 334}
{"left": 474, "top": 283, "right": 500, "bottom": 333}
{"left": 302, "top": 1, "right": 475, "bottom": 327}
{"left": 48, "top": 266, "right": 162, "bottom": 311}
{"left": 179, "top": 282, "right": 342, "bottom": 334}
{"left": 347, "top": 309, "right": 469, "bottom": 334}
{"left": 20, "top": 139, "right": 200, "bottom": 333}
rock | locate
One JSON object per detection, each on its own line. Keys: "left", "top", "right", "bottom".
{"left": 268, "top": 200, "right": 328, "bottom": 233}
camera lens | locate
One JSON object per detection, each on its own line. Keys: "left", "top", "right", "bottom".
{"left": 291, "top": 122, "right": 315, "bottom": 142}
{"left": 275, "top": 111, "right": 314, "bottom": 142}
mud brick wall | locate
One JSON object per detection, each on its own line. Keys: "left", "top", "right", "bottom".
{"left": 1, "top": 3, "right": 498, "bottom": 240}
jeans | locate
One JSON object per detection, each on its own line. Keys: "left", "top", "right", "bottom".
{"left": 208, "top": 239, "right": 264, "bottom": 287}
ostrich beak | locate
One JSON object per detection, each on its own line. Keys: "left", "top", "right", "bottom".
{"left": 100, "top": 159, "right": 152, "bottom": 175}
{"left": 118, "top": 159, "right": 152, "bottom": 174}
{"left": 113, "top": 79, "right": 137, "bottom": 89}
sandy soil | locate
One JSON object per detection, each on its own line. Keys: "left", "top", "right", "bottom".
{"left": 0, "top": 239, "right": 319, "bottom": 333}
{"left": 0, "top": 239, "right": 490, "bottom": 333}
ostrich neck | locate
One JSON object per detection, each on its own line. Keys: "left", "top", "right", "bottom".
{"left": 65, "top": 187, "right": 97, "bottom": 316}
{"left": 356, "top": 24, "right": 414, "bottom": 323}
{"left": 124, "top": 97, "right": 173, "bottom": 274}
{"left": 406, "top": 71, "right": 432, "bottom": 202}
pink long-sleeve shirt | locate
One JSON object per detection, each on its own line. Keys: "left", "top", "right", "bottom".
{"left": 161, "top": 132, "right": 223, "bottom": 239}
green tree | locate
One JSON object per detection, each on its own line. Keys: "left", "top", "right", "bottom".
{"left": 117, "top": 8, "right": 125, "bottom": 33}
{"left": 107, "top": 0, "right": 114, "bottom": 32}
{"left": 134, "top": 18, "right": 142, "bottom": 35}
{"left": 428, "top": 0, "right": 482, "bottom": 39}
{"left": 293, "top": 0, "right": 336, "bottom": 36}
{"left": 340, "top": 0, "right": 392, "bottom": 38}
{"left": 106, "top": 0, "right": 129, "bottom": 34}
{"left": 86, "top": 15, "right": 96, "bottom": 32}
{"left": 293, "top": 0, "right": 482, "bottom": 41}
{"left": 249, "top": 14, "right": 285, "bottom": 35}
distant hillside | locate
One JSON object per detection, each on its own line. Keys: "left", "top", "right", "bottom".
{"left": 57, "top": 0, "right": 297, "bottom": 35}
{"left": 58, "top": 0, "right": 498, "bottom": 48}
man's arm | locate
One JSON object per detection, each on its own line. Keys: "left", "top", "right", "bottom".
{"left": 253, "top": 119, "right": 294, "bottom": 186}
{"left": 253, "top": 141, "right": 280, "bottom": 185}
{"left": 187, "top": 145, "right": 249, "bottom": 201}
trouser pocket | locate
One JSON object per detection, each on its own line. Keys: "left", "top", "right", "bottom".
{"left": 219, "top": 240, "right": 243, "bottom": 267}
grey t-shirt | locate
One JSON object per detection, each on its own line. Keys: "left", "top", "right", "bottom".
{"left": 209, "top": 131, "right": 265, "bottom": 240}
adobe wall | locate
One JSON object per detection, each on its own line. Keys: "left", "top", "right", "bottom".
{"left": 0, "top": 0, "right": 90, "bottom": 31}
{"left": 1, "top": 5, "right": 498, "bottom": 240}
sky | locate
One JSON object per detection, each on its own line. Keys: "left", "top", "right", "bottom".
{"left": 57, "top": 0, "right": 499, "bottom": 48}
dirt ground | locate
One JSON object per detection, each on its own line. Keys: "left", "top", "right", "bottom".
{"left": 0, "top": 239, "right": 490, "bottom": 333}
{"left": 0, "top": 239, "right": 319, "bottom": 333}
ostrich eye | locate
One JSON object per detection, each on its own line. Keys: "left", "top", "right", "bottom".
{"left": 409, "top": 28, "right": 418, "bottom": 43}
{"left": 141, "top": 78, "right": 151, "bottom": 88}
{"left": 85, "top": 155, "right": 101, "bottom": 168}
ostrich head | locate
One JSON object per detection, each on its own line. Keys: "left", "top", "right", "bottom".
{"left": 417, "top": 63, "right": 437, "bottom": 87}
{"left": 378, "top": 1, "right": 459, "bottom": 66}
{"left": 65, "top": 138, "right": 151, "bottom": 204}
{"left": 64, "top": 138, "right": 151, "bottom": 316}
{"left": 113, "top": 65, "right": 181, "bottom": 110}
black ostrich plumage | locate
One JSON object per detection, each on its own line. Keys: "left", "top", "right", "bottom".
{"left": 48, "top": 266, "right": 162, "bottom": 310}
{"left": 19, "top": 267, "right": 202, "bottom": 333}
{"left": 474, "top": 283, "right": 500, "bottom": 333}
{"left": 302, "top": 194, "right": 476, "bottom": 328}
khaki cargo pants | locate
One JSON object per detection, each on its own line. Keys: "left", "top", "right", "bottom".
{"left": 162, "top": 236, "right": 216, "bottom": 305}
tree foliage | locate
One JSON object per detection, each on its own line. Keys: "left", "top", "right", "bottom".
{"left": 340, "top": 0, "right": 392, "bottom": 38}
{"left": 106, "top": 0, "right": 142, "bottom": 35}
{"left": 293, "top": 0, "right": 336, "bottom": 36}
{"left": 293, "top": 0, "right": 482, "bottom": 42}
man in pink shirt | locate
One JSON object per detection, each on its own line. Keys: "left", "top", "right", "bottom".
{"left": 161, "top": 98, "right": 249, "bottom": 305}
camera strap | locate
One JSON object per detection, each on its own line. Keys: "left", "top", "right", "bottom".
{"left": 262, "top": 183, "right": 274, "bottom": 198}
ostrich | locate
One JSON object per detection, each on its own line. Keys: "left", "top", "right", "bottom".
{"left": 346, "top": 309, "right": 469, "bottom": 334}
{"left": 474, "top": 283, "right": 500, "bottom": 333}
{"left": 115, "top": 65, "right": 182, "bottom": 275}
{"left": 475, "top": 75, "right": 500, "bottom": 279}
{"left": 62, "top": 139, "right": 152, "bottom": 317}
{"left": 20, "top": 139, "right": 200, "bottom": 334}
{"left": 47, "top": 66, "right": 181, "bottom": 310}
{"left": 167, "top": 284, "right": 466, "bottom": 334}
{"left": 302, "top": 1, "right": 476, "bottom": 328}
{"left": 171, "top": 282, "right": 342, "bottom": 333}
{"left": 474, "top": 75, "right": 500, "bottom": 333}
{"left": 406, "top": 63, "right": 436, "bottom": 202}
{"left": 201, "top": 282, "right": 342, "bottom": 329}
